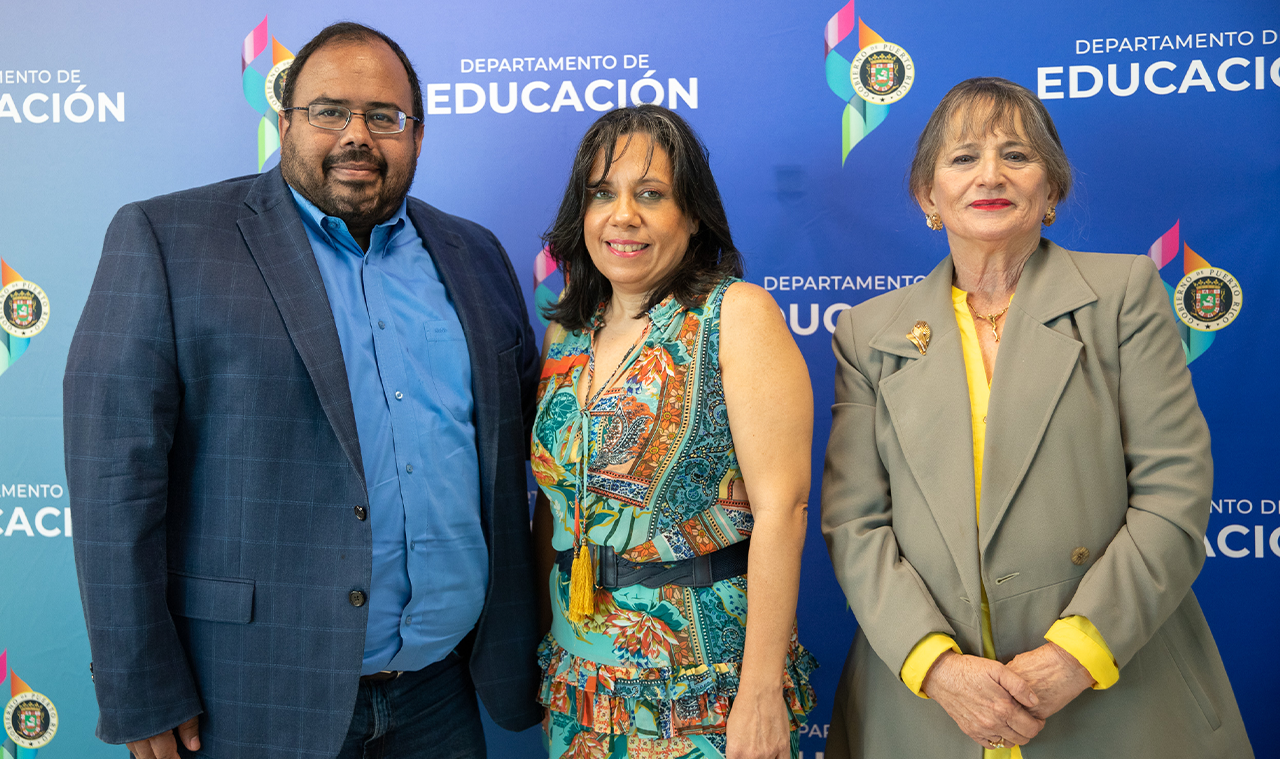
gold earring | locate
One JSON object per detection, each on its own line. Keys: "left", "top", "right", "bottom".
{"left": 1042, "top": 205, "right": 1056, "bottom": 227}
{"left": 925, "top": 213, "right": 943, "bottom": 231}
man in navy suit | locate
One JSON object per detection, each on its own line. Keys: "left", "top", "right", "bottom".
{"left": 64, "top": 22, "right": 541, "bottom": 759}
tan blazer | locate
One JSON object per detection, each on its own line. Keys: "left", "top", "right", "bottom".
{"left": 821, "top": 241, "right": 1252, "bottom": 758}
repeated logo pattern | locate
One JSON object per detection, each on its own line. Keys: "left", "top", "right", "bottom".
{"left": 0, "top": 259, "right": 50, "bottom": 380}
{"left": 533, "top": 245, "right": 564, "bottom": 327}
{"left": 824, "top": 0, "right": 914, "bottom": 162}
{"left": 242, "top": 15, "right": 295, "bottom": 171}
{"left": 1147, "top": 220, "right": 1243, "bottom": 364}
{"left": 2, "top": 650, "right": 59, "bottom": 756}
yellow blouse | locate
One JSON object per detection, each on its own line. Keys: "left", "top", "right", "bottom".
{"left": 896, "top": 288, "right": 1120, "bottom": 757}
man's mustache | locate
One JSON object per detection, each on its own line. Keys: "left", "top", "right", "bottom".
{"left": 323, "top": 150, "right": 387, "bottom": 174}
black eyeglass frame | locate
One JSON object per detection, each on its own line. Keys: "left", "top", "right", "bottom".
{"left": 280, "top": 104, "right": 423, "bottom": 134}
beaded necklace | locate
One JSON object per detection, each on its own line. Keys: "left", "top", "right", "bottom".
{"left": 566, "top": 313, "right": 652, "bottom": 622}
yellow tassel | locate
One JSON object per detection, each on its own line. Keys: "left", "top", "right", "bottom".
{"left": 567, "top": 546, "right": 595, "bottom": 623}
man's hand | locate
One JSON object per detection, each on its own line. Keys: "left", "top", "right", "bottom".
{"left": 921, "top": 651, "right": 1044, "bottom": 749}
{"left": 1006, "top": 642, "right": 1094, "bottom": 720}
{"left": 126, "top": 716, "right": 199, "bottom": 759}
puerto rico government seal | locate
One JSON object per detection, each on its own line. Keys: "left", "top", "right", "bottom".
{"left": 5, "top": 690, "right": 58, "bottom": 750}
{"left": 1174, "top": 267, "right": 1242, "bottom": 332}
{"left": 0, "top": 279, "right": 51, "bottom": 339}
{"left": 849, "top": 42, "right": 915, "bottom": 105}
{"left": 264, "top": 58, "right": 294, "bottom": 114}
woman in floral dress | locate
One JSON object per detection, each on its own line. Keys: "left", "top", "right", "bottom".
{"left": 531, "top": 104, "right": 816, "bottom": 759}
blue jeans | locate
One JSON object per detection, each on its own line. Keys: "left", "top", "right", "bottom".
{"left": 337, "top": 651, "right": 485, "bottom": 759}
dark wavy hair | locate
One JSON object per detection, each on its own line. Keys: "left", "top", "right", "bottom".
{"left": 542, "top": 105, "right": 744, "bottom": 331}
{"left": 281, "top": 22, "right": 424, "bottom": 122}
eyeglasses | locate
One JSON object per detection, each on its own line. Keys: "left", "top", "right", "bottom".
{"left": 281, "top": 104, "right": 422, "bottom": 134}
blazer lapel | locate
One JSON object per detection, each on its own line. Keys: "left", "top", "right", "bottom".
{"left": 979, "top": 241, "right": 1097, "bottom": 551}
{"left": 405, "top": 200, "right": 500, "bottom": 525}
{"left": 873, "top": 256, "right": 983, "bottom": 606}
{"left": 238, "top": 168, "right": 365, "bottom": 486}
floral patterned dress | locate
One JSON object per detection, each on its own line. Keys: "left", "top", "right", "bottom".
{"left": 532, "top": 279, "right": 816, "bottom": 759}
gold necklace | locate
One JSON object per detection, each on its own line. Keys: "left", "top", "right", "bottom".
{"left": 968, "top": 300, "right": 1011, "bottom": 342}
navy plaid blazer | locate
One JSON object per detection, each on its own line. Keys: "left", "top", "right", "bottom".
{"left": 64, "top": 167, "right": 543, "bottom": 758}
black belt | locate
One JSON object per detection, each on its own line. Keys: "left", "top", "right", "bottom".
{"left": 554, "top": 538, "right": 750, "bottom": 589}
{"left": 359, "top": 670, "right": 402, "bottom": 684}
{"left": 359, "top": 649, "right": 464, "bottom": 685}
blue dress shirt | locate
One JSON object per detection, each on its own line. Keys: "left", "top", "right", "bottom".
{"left": 290, "top": 188, "right": 487, "bottom": 675}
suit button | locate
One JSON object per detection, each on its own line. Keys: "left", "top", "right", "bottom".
{"left": 354, "top": 505, "right": 367, "bottom": 521}
{"left": 1071, "top": 547, "right": 1090, "bottom": 565}
{"left": 349, "top": 590, "right": 367, "bottom": 607}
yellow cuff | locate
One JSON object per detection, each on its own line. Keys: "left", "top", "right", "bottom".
{"left": 1045, "top": 616, "right": 1119, "bottom": 690}
{"left": 900, "top": 633, "right": 961, "bottom": 698}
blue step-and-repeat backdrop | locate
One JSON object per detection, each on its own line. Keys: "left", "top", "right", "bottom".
{"left": 2, "top": 1, "right": 1277, "bottom": 756}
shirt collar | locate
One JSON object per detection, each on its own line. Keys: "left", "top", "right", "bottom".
{"left": 288, "top": 185, "right": 410, "bottom": 257}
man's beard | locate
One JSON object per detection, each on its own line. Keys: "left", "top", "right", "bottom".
{"left": 280, "top": 142, "right": 415, "bottom": 230}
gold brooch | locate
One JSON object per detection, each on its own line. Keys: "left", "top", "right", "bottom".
{"left": 906, "top": 321, "right": 931, "bottom": 355}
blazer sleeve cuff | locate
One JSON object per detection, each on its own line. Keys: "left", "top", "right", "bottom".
{"left": 900, "top": 632, "right": 961, "bottom": 698}
{"left": 1045, "top": 616, "right": 1120, "bottom": 690}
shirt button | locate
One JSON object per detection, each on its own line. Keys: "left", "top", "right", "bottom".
{"left": 354, "top": 505, "right": 367, "bottom": 521}
{"left": 349, "top": 590, "right": 367, "bottom": 607}
{"left": 378, "top": 320, "right": 386, "bottom": 329}
{"left": 395, "top": 391, "right": 404, "bottom": 400}
{"left": 406, "top": 464, "right": 413, "bottom": 474}
{"left": 410, "top": 541, "right": 416, "bottom": 550}
{"left": 405, "top": 615, "right": 412, "bottom": 625}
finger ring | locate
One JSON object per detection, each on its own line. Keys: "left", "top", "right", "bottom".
{"left": 988, "top": 737, "right": 1007, "bottom": 749}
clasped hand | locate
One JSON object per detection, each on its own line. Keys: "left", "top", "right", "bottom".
{"left": 1006, "top": 641, "right": 1095, "bottom": 720}
{"left": 923, "top": 643, "right": 1093, "bottom": 749}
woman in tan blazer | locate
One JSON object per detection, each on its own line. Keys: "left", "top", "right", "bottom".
{"left": 821, "top": 77, "right": 1252, "bottom": 758}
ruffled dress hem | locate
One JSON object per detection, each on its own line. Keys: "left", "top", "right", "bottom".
{"left": 537, "top": 632, "right": 818, "bottom": 740}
